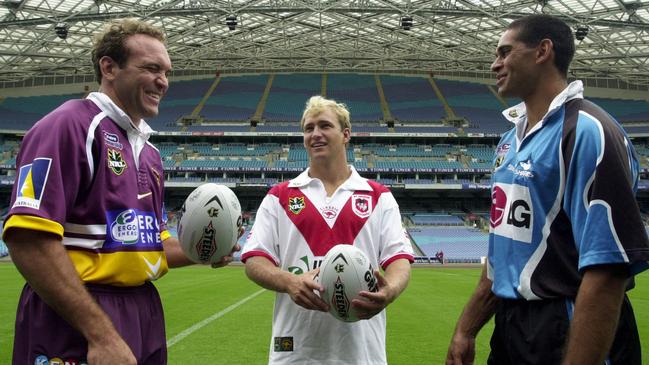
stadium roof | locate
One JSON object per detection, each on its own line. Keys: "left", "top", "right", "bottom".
{"left": 1, "top": 0, "right": 648, "bottom": 90}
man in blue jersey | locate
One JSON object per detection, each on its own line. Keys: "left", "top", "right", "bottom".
{"left": 446, "top": 14, "right": 649, "bottom": 365}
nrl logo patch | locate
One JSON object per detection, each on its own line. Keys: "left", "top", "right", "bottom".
{"left": 288, "top": 196, "right": 305, "bottom": 215}
{"left": 107, "top": 149, "right": 127, "bottom": 175}
{"left": 351, "top": 194, "right": 372, "bottom": 218}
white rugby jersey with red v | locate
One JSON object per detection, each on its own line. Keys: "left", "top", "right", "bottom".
{"left": 241, "top": 167, "right": 413, "bottom": 364}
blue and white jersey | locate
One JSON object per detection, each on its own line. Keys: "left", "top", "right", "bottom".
{"left": 488, "top": 81, "right": 649, "bottom": 300}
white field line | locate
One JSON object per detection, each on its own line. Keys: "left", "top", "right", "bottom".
{"left": 167, "top": 288, "right": 266, "bottom": 348}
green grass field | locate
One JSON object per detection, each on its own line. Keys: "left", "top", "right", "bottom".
{"left": 1, "top": 263, "right": 647, "bottom": 364}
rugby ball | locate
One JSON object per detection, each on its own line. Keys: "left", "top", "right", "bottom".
{"left": 319, "top": 244, "right": 379, "bottom": 322}
{"left": 177, "top": 183, "right": 242, "bottom": 265}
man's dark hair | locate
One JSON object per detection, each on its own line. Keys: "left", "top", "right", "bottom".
{"left": 508, "top": 14, "right": 575, "bottom": 77}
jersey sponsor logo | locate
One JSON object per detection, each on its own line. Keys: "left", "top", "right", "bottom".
{"left": 107, "top": 149, "right": 127, "bottom": 175}
{"left": 287, "top": 255, "right": 324, "bottom": 275}
{"left": 14, "top": 157, "right": 52, "bottom": 210}
{"left": 288, "top": 196, "right": 305, "bottom": 215}
{"left": 34, "top": 355, "right": 48, "bottom": 365}
{"left": 490, "top": 183, "right": 533, "bottom": 243}
{"left": 320, "top": 205, "right": 339, "bottom": 219}
{"left": 351, "top": 194, "right": 372, "bottom": 218}
{"left": 107, "top": 209, "right": 162, "bottom": 247}
{"left": 103, "top": 131, "right": 123, "bottom": 150}
{"left": 274, "top": 337, "right": 294, "bottom": 352}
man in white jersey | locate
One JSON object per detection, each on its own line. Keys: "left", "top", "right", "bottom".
{"left": 242, "top": 95, "right": 414, "bottom": 364}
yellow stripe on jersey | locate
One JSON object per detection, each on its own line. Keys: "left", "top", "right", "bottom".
{"left": 160, "top": 229, "right": 172, "bottom": 242}
{"left": 67, "top": 250, "right": 169, "bottom": 286}
{"left": 2, "top": 214, "right": 64, "bottom": 241}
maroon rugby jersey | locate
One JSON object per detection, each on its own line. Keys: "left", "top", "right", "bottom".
{"left": 4, "top": 92, "right": 170, "bottom": 286}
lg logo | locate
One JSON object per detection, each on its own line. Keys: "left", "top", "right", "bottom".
{"left": 490, "top": 184, "right": 533, "bottom": 243}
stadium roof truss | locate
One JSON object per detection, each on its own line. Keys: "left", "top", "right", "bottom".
{"left": 0, "top": 0, "right": 648, "bottom": 90}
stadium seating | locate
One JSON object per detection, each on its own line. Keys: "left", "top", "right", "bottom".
{"left": 202, "top": 75, "right": 269, "bottom": 121}
{"left": 327, "top": 74, "right": 383, "bottom": 121}
{"left": 263, "top": 74, "right": 322, "bottom": 121}
{"left": 380, "top": 75, "right": 446, "bottom": 122}
{"left": 148, "top": 78, "right": 214, "bottom": 130}
{"left": 408, "top": 226, "right": 488, "bottom": 262}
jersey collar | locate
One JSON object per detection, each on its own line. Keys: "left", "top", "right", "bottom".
{"left": 87, "top": 92, "right": 156, "bottom": 139}
{"left": 502, "top": 80, "right": 584, "bottom": 141}
{"left": 289, "top": 165, "right": 372, "bottom": 191}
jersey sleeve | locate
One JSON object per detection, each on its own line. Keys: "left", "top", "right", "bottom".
{"left": 3, "top": 112, "right": 88, "bottom": 240}
{"left": 241, "top": 193, "right": 281, "bottom": 266}
{"left": 564, "top": 109, "right": 649, "bottom": 275}
{"left": 377, "top": 192, "right": 414, "bottom": 269}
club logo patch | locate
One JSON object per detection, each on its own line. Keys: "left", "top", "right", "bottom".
{"left": 107, "top": 149, "right": 127, "bottom": 175}
{"left": 288, "top": 196, "right": 305, "bottom": 215}
{"left": 13, "top": 157, "right": 52, "bottom": 210}
{"left": 494, "top": 143, "right": 510, "bottom": 169}
{"left": 351, "top": 194, "right": 372, "bottom": 218}
{"left": 274, "top": 337, "right": 294, "bottom": 352}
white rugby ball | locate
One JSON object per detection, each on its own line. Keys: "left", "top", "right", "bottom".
{"left": 177, "top": 183, "right": 242, "bottom": 264}
{"left": 320, "top": 244, "right": 379, "bottom": 322}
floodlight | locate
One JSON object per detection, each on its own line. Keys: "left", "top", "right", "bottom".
{"left": 400, "top": 16, "right": 413, "bottom": 30}
{"left": 54, "top": 23, "right": 68, "bottom": 39}
{"left": 226, "top": 15, "right": 237, "bottom": 31}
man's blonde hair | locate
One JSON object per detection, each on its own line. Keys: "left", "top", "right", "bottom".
{"left": 92, "top": 18, "right": 166, "bottom": 83}
{"left": 300, "top": 95, "right": 351, "bottom": 131}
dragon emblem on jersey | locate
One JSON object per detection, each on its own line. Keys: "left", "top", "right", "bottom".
{"left": 107, "top": 149, "right": 127, "bottom": 175}
{"left": 288, "top": 196, "right": 305, "bottom": 215}
{"left": 351, "top": 194, "right": 372, "bottom": 218}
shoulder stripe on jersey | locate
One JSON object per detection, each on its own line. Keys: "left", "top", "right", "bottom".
{"left": 86, "top": 111, "right": 106, "bottom": 177}
{"left": 518, "top": 104, "right": 570, "bottom": 300}
{"left": 579, "top": 110, "right": 605, "bottom": 211}
{"left": 589, "top": 199, "right": 629, "bottom": 263}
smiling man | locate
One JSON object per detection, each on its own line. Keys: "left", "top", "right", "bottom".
{"left": 242, "top": 96, "right": 414, "bottom": 364}
{"left": 446, "top": 14, "right": 649, "bottom": 365}
{"left": 3, "top": 18, "right": 236, "bottom": 365}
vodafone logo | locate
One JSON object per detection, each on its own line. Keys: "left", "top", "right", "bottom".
{"left": 490, "top": 186, "right": 507, "bottom": 227}
{"left": 490, "top": 183, "right": 534, "bottom": 244}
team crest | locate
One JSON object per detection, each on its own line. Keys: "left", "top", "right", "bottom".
{"left": 288, "top": 196, "right": 305, "bottom": 215}
{"left": 494, "top": 143, "right": 510, "bottom": 169}
{"left": 107, "top": 149, "right": 127, "bottom": 175}
{"left": 351, "top": 194, "right": 372, "bottom": 218}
